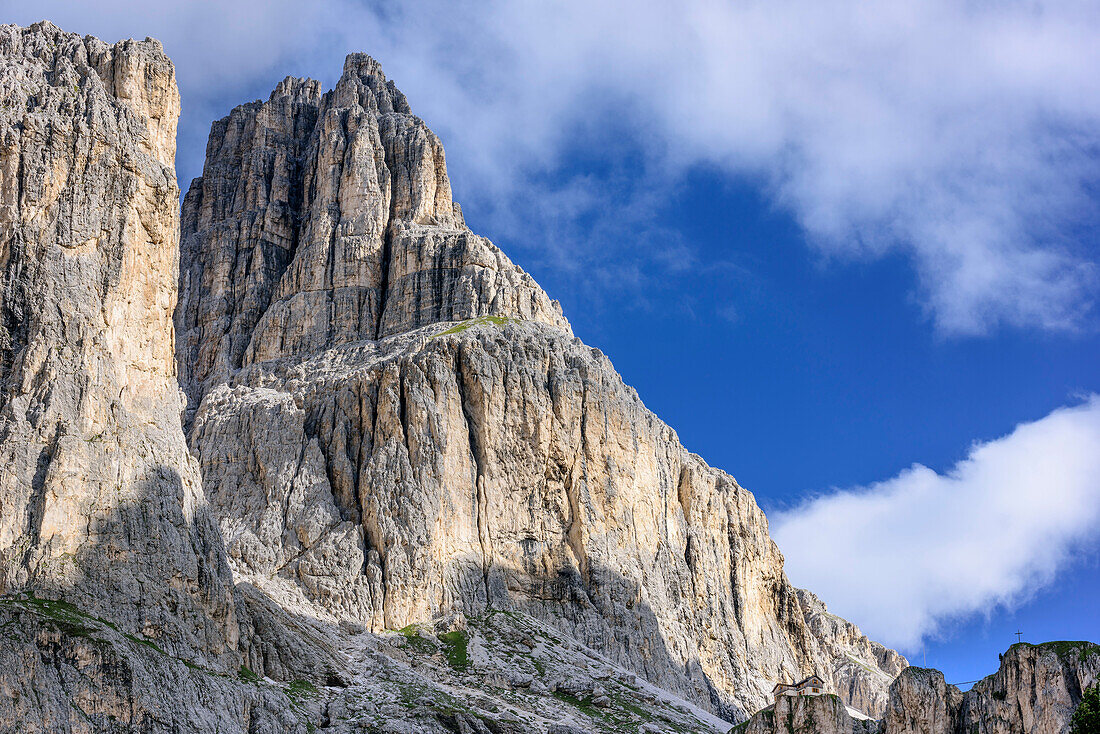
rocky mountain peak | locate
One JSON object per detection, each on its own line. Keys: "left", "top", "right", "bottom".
{"left": 176, "top": 53, "right": 569, "bottom": 422}
{"left": 1, "top": 21, "right": 922, "bottom": 733}
{"left": 176, "top": 50, "right": 903, "bottom": 722}
{"left": 333, "top": 52, "right": 411, "bottom": 113}
{"left": 270, "top": 75, "right": 325, "bottom": 105}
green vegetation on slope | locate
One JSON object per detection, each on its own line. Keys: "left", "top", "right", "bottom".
{"left": 1010, "top": 641, "right": 1100, "bottom": 663}
{"left": 434, "top": 315, "right": 520, "bottom": 337}
{"left": 0, "top": 593, "right": 106, "bottom": 638}
{"left": 1071, "top": 685, "right": 1100, "bottom": 734}
{"left": 398, "top": 624, "right": 439, "bottom": 654}
{"left": 439, "top": 629, "right": 469, "bottom": 671}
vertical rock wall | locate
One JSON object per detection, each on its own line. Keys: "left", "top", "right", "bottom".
{"left": 0, "top": 20, "right": 235, "bottom": 662}
{"left": 885, "top": 642, "right": 1100, "bottom": 734}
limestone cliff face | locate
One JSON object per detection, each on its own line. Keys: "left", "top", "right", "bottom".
{"left": 738, "top": 695, "right": 881, "bottom": 734}
{"left": 885, "top": 643, "right": 1100, "bottom": 734}
{"left": 0, "top": 20, "right": 237, "bottom": 662}
{"left": 0, "top": 20, "right": 319, "bottom": 733}
{"left": 797, "top": 590, "right": 906, "bottom": 719}
{"left": 883, "top": 667, "right": 963, "bottom": 734}
{"left": 178, "top": 54, "right": 905, "bottom": 720}
{"left": 175, "top": 56, "right": 568, "bottom": 425}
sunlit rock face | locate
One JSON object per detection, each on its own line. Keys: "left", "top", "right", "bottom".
{"left": 885, "top": 642, "right": 1100, "bottom": 734}
{"left": 177, "top": 53, "right": 905, "bottom": 720}
{"left": 740, "top": 693, "right": 882, "bottom": 734}
{"left": 0, "top": 20, "right": 236, "bottom": 661}
{"left": 175, "top": 55, "right": 569, "bottom": 426}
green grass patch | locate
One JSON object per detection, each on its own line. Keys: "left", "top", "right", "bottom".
{"left": 239, "top": 665, "right": 261, "bottom": 683}
{"left": 439, "top": 629, "right": 469, "bottom": 671}
{"left": 2, "top": 593, "right": 100, "bottom": 638}
{"left": 434, "top": 315, "right": 520, "bottom": 337}
{"left": 552, "top": 689, "right": 605, "bottom": 719}
{"left": 287, "top": 679, "right": 318, "bottom": 702}
{"left": 123, "top": 632, "right": 167, "bottom": 655}
{"left": 398, "top": 624, "right": 439, "bottom": 655}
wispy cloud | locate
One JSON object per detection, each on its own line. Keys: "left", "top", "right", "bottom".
{"left": 11, "top": 0, "right": 1100, "bottom": 332}
{"left": 771, "top": 396, "right": 1100, "bottom": 649}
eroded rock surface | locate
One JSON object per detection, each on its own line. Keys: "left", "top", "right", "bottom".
{"left": 178, "top": 54, "right": 906, "bottom": 721}
{"left": 885, "top": 642, "right": 1100, "bottom": 734}
{"left": 737, "top": 693, "right": 880, "bottom": 734}
{"left": 0, "top": 20, "right": 236, "bottom": 662}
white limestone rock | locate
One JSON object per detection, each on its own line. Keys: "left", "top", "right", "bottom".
{"left": 0, "top": 19, "right": 235, "bottom": 662}
{"left": 178, "top": 54, "right": 906, "bottom": 721}
{"left": 885, "top": 642, "right": 1100, "bottom": 734}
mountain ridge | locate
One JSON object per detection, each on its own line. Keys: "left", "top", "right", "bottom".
{"left": 736, "top": 640, "right": 1100, "bottom": 733}
{"left": 0, "top": 20, "right": 919, "bottom": 733}
{"left": 176, "top": 48, "right": 905, "bottom": 721}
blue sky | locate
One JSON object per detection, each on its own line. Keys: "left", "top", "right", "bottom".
{"left": 9, "top": 0, "right": 1099, "bottom": 689}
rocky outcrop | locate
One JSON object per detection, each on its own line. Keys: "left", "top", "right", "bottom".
{"left": 0, "top": 20, "right": 237, "bottom": 663}
{"left": 883, "top": 667, "right": 963, "bottom": 734}
{"left": 885, "top": 642, "right": 1100, "bottom": 734}
{"left": 797, "top": 590, "right": 906, "bottom": 718}
{"left": 737, "top": 694, "right": 881, "bottom": 734}
{"left": 175, "top": 56, "right": 568, "bottom": 426}
{"left": 178, "top": 53, "right": 906, "bottom": 721}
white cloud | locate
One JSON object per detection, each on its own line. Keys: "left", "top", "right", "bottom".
{"left": 8, "top": 0, "right": 1100, "bottom": 332}
{"left": 771, "top": 396, "right": 1100, "bottom": 650}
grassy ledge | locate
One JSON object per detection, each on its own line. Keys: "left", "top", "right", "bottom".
{"left": 1009, "top": 641, "right": 1100, "bottom": 663}
{"left": 433, "top": 315, "right": 521, "bottom": 337}
{"left": 439, "top": 629, "right": 469, "bottom": 671}
{"left": 398, "top": 623, "right": 439, "bottom": 655}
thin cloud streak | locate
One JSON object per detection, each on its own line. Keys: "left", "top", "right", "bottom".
{"left": 771, "top": 396, "right": 1100, "bottom": 650}
{"left": 8, "top": 0, "right": 1100, "bottom": 332}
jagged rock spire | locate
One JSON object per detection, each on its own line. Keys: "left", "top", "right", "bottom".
{"left": 176, "top": 54, "right": 568, "bottom": 422}
{"left": 178, "top": 52, "right": 904, "bottom": 720}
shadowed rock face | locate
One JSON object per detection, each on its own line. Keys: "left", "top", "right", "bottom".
{"left": 177, "top": 53, "right": 905, "bottom": 720}
{"left": 885, "top": 642, "right": 1100, "bottom": 734}
{"left": 0, "top": 20, "right": 236, "bottom": 662}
